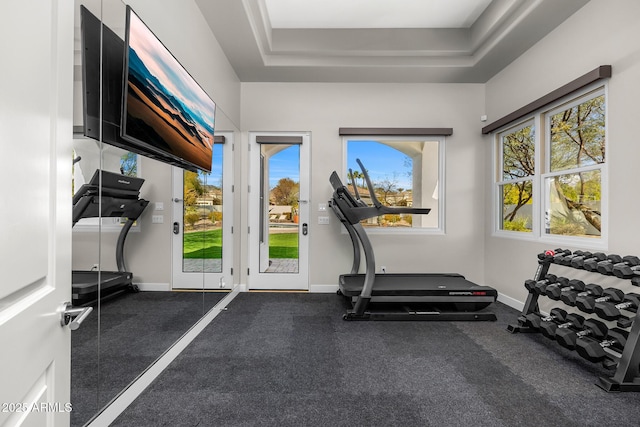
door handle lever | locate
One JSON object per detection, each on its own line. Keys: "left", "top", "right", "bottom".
{"left": 59, "top": 302, "right": 93, "bottom": 330}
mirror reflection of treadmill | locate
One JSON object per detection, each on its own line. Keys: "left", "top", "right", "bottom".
{"left": 72, "top": 169, "right": 149, "bottom": 306}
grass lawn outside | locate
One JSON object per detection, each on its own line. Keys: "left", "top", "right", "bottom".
{"left": 183, "top": 229, "right": 299, "bottom": 259}
{"left": 268, "top": 232, "right": 299, "bottom": 258}
{"left": 183, "top": 229, "right": 221, "bottom": 259}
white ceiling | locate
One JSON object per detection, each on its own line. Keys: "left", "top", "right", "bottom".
{"left": 264, "top": 0, "right": 493, "bottom": 29}
{"left": 195, "top": 0, "right": 591, "bottom": 83}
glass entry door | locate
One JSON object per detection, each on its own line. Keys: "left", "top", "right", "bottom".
{"left": 171, "top": 132, "right": 233, "bottom": 289}
{"left": 249, "top": 132, "right": 310, "bottom": 290}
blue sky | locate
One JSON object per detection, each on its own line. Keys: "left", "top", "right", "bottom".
{"left": 197, "top": 142, "right": 413, "bottom": 190}
{"left": 198, "top": 144, "right": 224, "bottom": 187}
{"left": 263, "top": 141, "right": 413, "bottom": 190}
{"left": 347, "top": 141, "right": 412, "bottom": 190}
{"left": 269, "top": 146, "right": 300, "bottom": 188}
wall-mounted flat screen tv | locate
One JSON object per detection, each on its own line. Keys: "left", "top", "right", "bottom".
{"left": 80, "top": 5, "right": 206, "bottom": 171}
{"left": 121, "top": 5, "right": 216, "bottom": 173}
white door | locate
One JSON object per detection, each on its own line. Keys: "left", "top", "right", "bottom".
{"left": 248, "top": 132, "right": 310, "bottom": 290}
{"left": 0, "top": 1, "right": 75, "bottom": 426}
{"left": 171, "top": 132, "right": 234, "bottom": 289}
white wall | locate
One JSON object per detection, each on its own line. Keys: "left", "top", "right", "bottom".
{"left": 241, "top": 83, "right": 487, "bottom": 287}
{"left": 73, "top": 0, "right": 640, "bottom": 297}
{"left": 72, "top": 0, "right": 241, "bottom": 285}
{"left": 483, "top": 0, "right": 640, "bottom": 306}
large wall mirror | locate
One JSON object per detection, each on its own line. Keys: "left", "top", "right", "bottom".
{"left": 71, "top": 1, "right": 234, "bottom": 425}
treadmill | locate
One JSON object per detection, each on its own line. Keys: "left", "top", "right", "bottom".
{"left": 329, "top": 159, "right": 497, "bottom": 321}
{"left": 72, "top": 169, "right": 149, "bottom": 306}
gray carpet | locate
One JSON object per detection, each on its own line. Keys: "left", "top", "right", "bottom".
{"left": 71, "top": 290, "right": 226, "bottom": 427}
{"left": 112, "top": 293, "right": 640, "bottom": 426}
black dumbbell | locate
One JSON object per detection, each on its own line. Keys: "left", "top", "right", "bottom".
{"left": 537, "top": 277, "right": 569, "bottom": 296}
{"left": 576, "top": 288, "right": 625, "bottom": 313}
{"left": 551, "top": 249, "right": 572, "bottom": 264}
{"left": 537, "top": 250, "right": 556, "bottom": 261}
{"left": 594, "top": 254, "right": 623, "bottom": 275}
{"left": 560, "top": 250, "right": 591, "bottom": 266}
{"left": 556, "top": 318, "right": 608, "bottom": 350}
{"left": 538, "top": 248, "right": 569, "bottom": 262}
{"left": 594, "top": 293, "right": 640, "bottom": 321}
{"left": 561, "top": 283, "right": 603, "bottom": 306}
{"left": 524, "top": 274, "right": 558, "bottom": 294}
{"left": 537, "top": 248, "right": 566, "bottom": 261}
{"left": 612, "top": 256, "right": 640, "bottom": 279}
{"left": 579, "top": 252, "right": 607, "bottom": 270}
{"left": 541, "top": 313, "right": 585, "bottom": 340}
{"left": 571, "top": 251, "right": 601, "bottom": 269}
{"left": 523, "top": 308, "right": 567, "bottom": 329}
{"left": 546, "top": 279, "right": 585, "bottom": 301}
{"left": 575, "top": 328, "right": 628, "bottom": 363}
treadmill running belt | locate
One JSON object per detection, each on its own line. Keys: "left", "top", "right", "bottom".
{"left": 339, "top": 273, "right": 496, "bottom": 297}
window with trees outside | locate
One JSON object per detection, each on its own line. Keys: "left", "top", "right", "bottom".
{"left": 496, "top": 87, "right": 606, "bottom": 242}
{"left": 344, "top": 136, "right": 444, "bottom": 232}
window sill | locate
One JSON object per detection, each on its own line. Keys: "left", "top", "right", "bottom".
{"left": 491, "top": 229, "right": 607, "bottom": 251}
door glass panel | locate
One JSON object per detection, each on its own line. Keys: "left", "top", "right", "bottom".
{"left": 183, "top": 144, "right": 223, "bottom": 273}
{"left": 260, "top": 144, "right": 300, "bottom": 273}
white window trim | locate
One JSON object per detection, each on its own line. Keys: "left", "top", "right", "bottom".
{"left": 497, "top": 120, "right": 535, "bottom": 183}
{"left": 495, "top": 120, "right": 537, "bottom": 236}
{"left": 342, "top": 135, "right": 446, "bottom": 235}
{"left": 492, "top": 83, "right": 608, "bottom": 249}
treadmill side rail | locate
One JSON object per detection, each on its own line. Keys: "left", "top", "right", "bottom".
{"left": 344, "top": 310, "right": 497, "bottom": 322}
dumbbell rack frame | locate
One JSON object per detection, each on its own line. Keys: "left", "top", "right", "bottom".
{"left": 508, "top": 254, "right": 640, "bottom": 392}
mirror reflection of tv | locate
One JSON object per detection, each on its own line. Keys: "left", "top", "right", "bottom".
{"left": 80, "top": 5, "right": 214, "bottom": 173}
{"left": 120, "top": 6, "right": 215, "bottom": 173}
{"left": 80, "top": 5, "right": 128, "bottom": 148}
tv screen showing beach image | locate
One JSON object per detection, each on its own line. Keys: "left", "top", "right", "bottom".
{"left": 122, "top": 7, "right": 215, "bottom": 172}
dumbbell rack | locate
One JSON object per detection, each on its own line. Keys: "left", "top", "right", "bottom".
{"left": 508, "top": 250, "right": 640, "bottom": 392}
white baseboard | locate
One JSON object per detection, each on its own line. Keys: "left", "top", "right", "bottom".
{"left": 497, "top": 292, "right": 524, "bottom": 311}
{"left": 309, "top": 284, "right": 339, "bottom": 293}
{"left": 136, "top": 282, "right": 171, "bottom": 292}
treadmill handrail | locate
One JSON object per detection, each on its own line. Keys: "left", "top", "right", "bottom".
{"left": 356, "top": 158, "right": 383, "bottom": 209}
{"left": 348, "top": 168, "right": 367, "bottom": 207}
{"left": 355, "top": 158, "right": 432, "bottom": 214}
{"left": 116, "top": 218, "right": 135, "bottom": 272}
{"left": 330, "top": 160, "right": 432, "bottom": 223}
{"left": 330, "top": 179, "right": 431, "bottom": 224}
{"left": 333, "top": 189, "right": 428, "bottom": 224}
{"left": 329, "top": 200, "right": 361, "bottom": 274}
